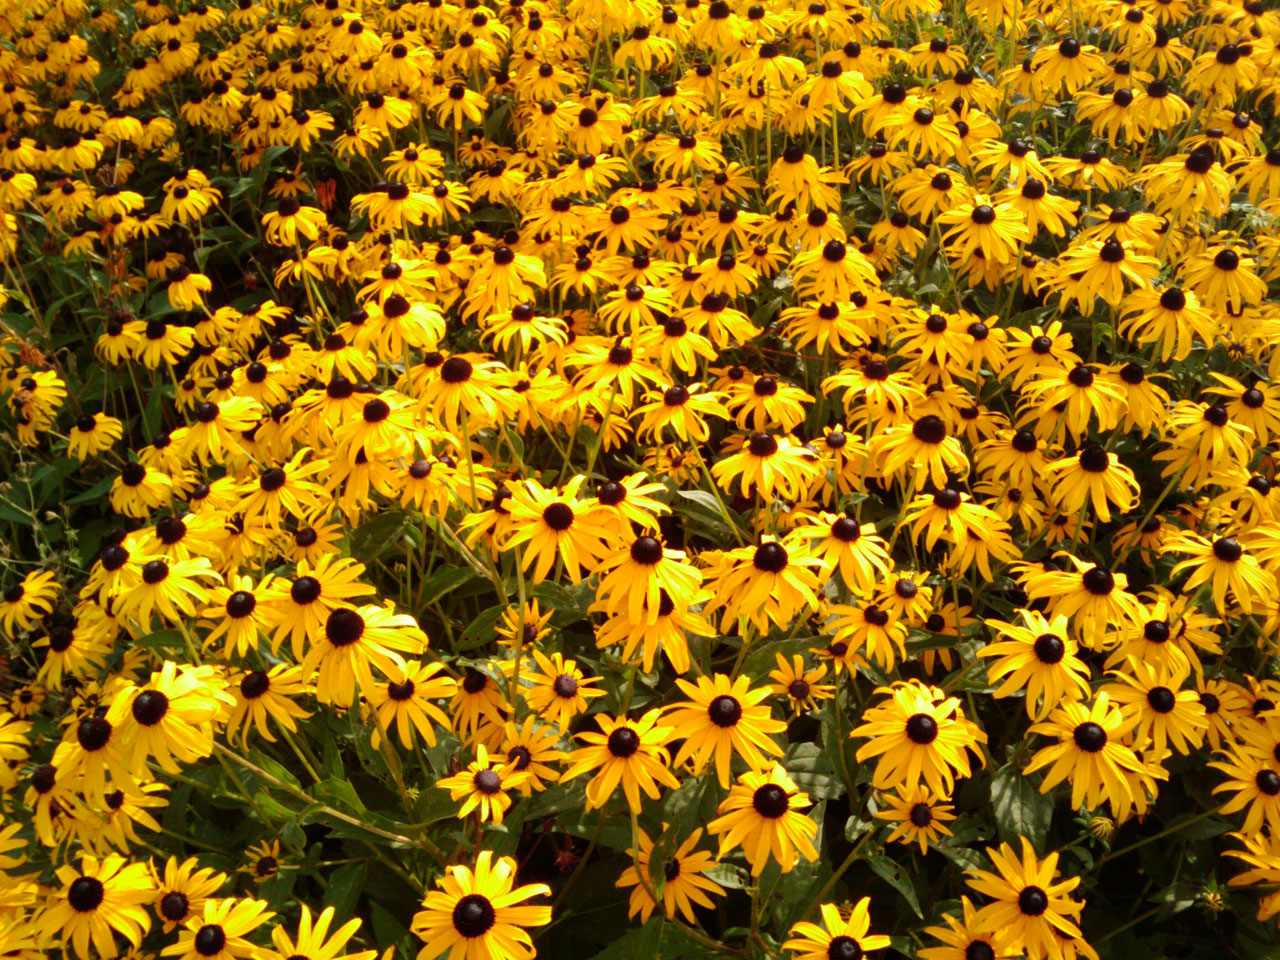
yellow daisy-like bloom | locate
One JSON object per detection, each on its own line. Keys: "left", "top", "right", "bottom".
{"left": 768, "top": 654, "right": 835, "bottom": 717}
{"left": 712, "top": 431, "right": 824, "bottom": 502}
{"left": 979, "top": 610, "right": 1092, "bottom": 720}
{"left": 872, "top": 414, "right": 971, "bottom": 489}
{"left": 151, "top": 856, "right": 226, "bottom": 933}
{"left": 790, "top": 512, "right": 892, "bottom": 596}
{"left": 1019, "top": 557, "right": 1146, "bottom": 649}
{"left": 437, "top": 744, "right": 529, "bottom": 825}
{"left": 852, "top": 679, "right": 988, "bottom": 795}
{"left": 594, "top": 535, "right": 702, "bottom": 625}
{"left": 45, "top": 854, "right": 155, "bottom": 960}
{"left": 828, "top": 602, "right": 910, "bottom": 671}
{"left": 107, "top": 660, "right": 234, "bottom": 772}
{"left": 1225, "top": 831, "right": 1280, "bottom": 922}
{"left": 500, "top": 476, "right": 612, "bottom": 583}
{"left": 703, "top": 537, "right": 825, "bottom": 632}
{"left": 782, "top": 898, "right": 892, "bottom": 960}
{"left": 68, "top": 411, "right": 124, "bottom": 460}
{"left": 919, "top": 896, "right": 1006, "bottom": 960}
{"left": 1211, "top": 746, "right": 1280, "bottom": 836}
{"left": 708, "top": 764, "right": 820, "bottom": 877}
{"left": 965, "top": 839, "right": 1084, "bottom": 960}
{"left": 268, "top": 905, "right": 376, "bottom": 960}
{"left": 1163, "top": 531, "right": 1278, "bottom": 615}
{"left": 1043, "top": 442, "right": 1141, "bottom": 523}
{"left": 1024, "top": 693, "right": 1164, "bottom": 822}
{"left": 561, "top": 709, "right": 681, "bottom": 812}
{"left": 616, "top": 826, "right": 726, "bottom": 923}
{"left": 874, "top": 785, "right": 958, "bottom": 853}
{"left": 1102, "top": 657, "right": 1208, "bottom": 755}
{"left": 0, "top": 569, "right": 58, "bottom": 635}
{"left": 366, "top": 660, "right": 455, "bottom": 749}
{"left": 240, "top": 840, "right": 282, "bottom": 885}
{"left": 300, "top": 602, "right": 429, "bottom": 708}
{"left": 225, "top": 665, "right": 312, "bottom": 747}
{"left": 116, "top": 556, "right": 221, "bottom": 632}
{"left": 161, "top": 898, "right": 274, "bottom": 960}
{"left": 521, "top": 649, "right": 605, "bottom": 732}
{"left": 664, "top": 672, "right": 786, "bottom": 787}
{"left": 410, "top": 852, "right": 551, "bottom": 960}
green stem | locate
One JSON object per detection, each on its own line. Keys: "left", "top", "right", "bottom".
{"left": 1094, "top": 804, "right": 1224, "bottom": 869}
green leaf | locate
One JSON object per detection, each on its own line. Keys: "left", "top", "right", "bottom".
{"left": 786, "top": 742, "right": 841, "bottom": 800}
{"left": 530, "top": 579, "right": 594, "bottom": 624}
{"left": 991, "top": 763, "right": 1054, "bottom": 851}
{"left": 585, "top": 917, "right": 676, "bottom": 960}
{"left": 142, "top": 386, "right": 165, "bottom": 439}
{"left": 938, "top": 845, "right": 985, "bottom": 872}
{"left": 457, "top": 607, "right": 507, "bottom": 649}
{"left": 134, "top": 630, "right": 186, "bottom": 653}
{"left": 247, "top": 750, "right": 303, "bottom": 792}
{"left": 418, "top": 564, "right": 479, "bottom": 606}
{"left": 866, "top": 854, "right": 923, "bottom": 918}
{"left": 66, "top": 474, "right": 116, "bottom": 505}
{"left": 312, "top": 776, "right": 367, "bottom": 814}
{"left": 322, "top": 861, "right": 367, "bottom": 919}
{"left": 675, "top": 488, "right": 728, "bottom": 515}
{"left": 844, "top": 815, "right": 873, "bottom": 844}
{"left": 370, "top": 901, "right": 413, "bottom": 958}
{"left": 348, "top": 510, "right": 407, "bottom": 562}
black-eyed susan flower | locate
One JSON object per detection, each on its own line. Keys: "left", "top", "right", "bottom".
{"left": 107, "top": 661, "right": 232, "bottom": 772}
{"left": 872, "top": 414, "right": 970, "bottom": 489}
{"left": 919, "top": 896, "right": 1007, "bottom": 960}
{"left": 1103, "top": 658, "right": 1208, "bottom": 756}
{"left": 704, "top": 537, "right": 824, "bottom": 632}
{"left": 268, "top": 905, "right": 376, "bottom": 960}
{"left": 1212, "top": 746, "right": 1280, "bottom": 837}
{"left": 437, "top": 745, "right": 529, "bottom": 825}
{"left": 708, "top": 764, "right": 819, "bottom": 877}
{"left": 0, "top": 570, "right": 58, "bottom": 635}
{"left": 367, "top": 661, "right": 455, "bottom": 749}
{"left": 500, "top": 476, "right": 612, "bottom": 584}
{"left": 45, "top": 854, "right": 155, "bottom": 960}
{"left": 561, "top": 709, "right": 680, "bottom": 812}
{"left": 875, "top": 786, "right": 957, "bottom": 853}
{"left": 500, "top": 718, "right": 564, "bottom": 796}
{"left": 151, "top": 857, "right": 226, "bottom": 933}
{"left": 160, "top": 898, "right": 274, "bottom": 960}
{"left": 980, "top": 610, "right": 1091, "bottom": 720}
{"left": 1225, "top": 832, "right": 1280, "bottom": 922}
{"left": 409, "top": 852, "right": 550, "bottom": 960}
{"left": 712, "top": 432, "right": 824, "bottom": 502}
{"left": 240, "top": 841, "right": 281, "bottom": 885}
{"left": 853, "top": 680, "right": 987, "bottom": 795}
{"left": 664, "top": 672, "right": 785, "bottom": 787}
{"left": 225, "top": 665, "right": 311, "bottom": 747}
{"left": 521, "top": 650, "right": 604, "bottom": 731}
{"left": 1163, "top": 531, "right": 1277, "bottom": 615}
{"left": 1024, "top": 693, "right": 1163, "bottom": 822}
{"left": 616, "top": 827, "right": 726, "bottom": 923}
{"left": 965, "top": 840, "right": 1085, "bottom": 960}
{"left": 767, "top": 654, "right": 835, "bottom": 716}
{"left": 783, "top": 899, "right": 892, "bottom": 960}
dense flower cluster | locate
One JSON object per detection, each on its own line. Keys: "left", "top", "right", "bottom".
{"left": 4, "top": 0, "right": 1280, "bottom": 956}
